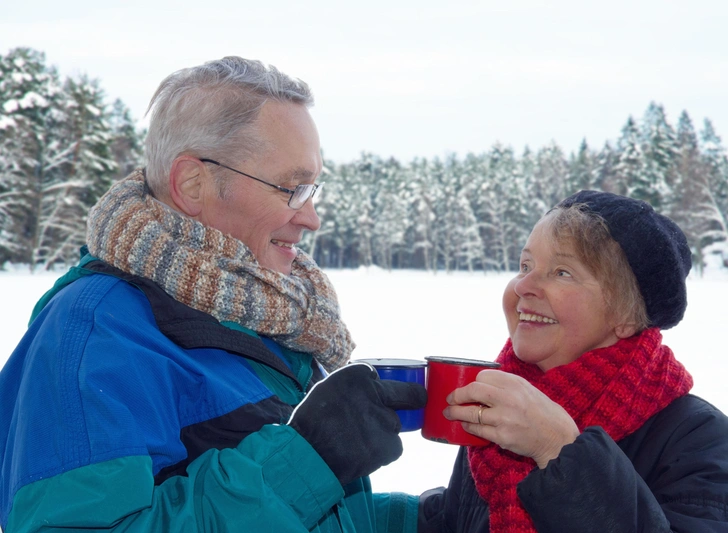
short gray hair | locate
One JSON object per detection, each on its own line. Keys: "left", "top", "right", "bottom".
{"left": 144, "top": 56, "right": 314, "bottom": 196}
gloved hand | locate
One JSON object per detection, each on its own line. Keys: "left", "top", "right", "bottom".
{"left": 288, "top": 362, "right": 427, "bottom": 486}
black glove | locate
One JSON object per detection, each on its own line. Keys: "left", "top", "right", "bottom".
{"left": 288, "top": 362, "right": 427, "bottom": 486}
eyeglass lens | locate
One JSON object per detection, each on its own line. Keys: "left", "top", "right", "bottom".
{"left": 290, "top": 183, "right": 323, "bottom": 209}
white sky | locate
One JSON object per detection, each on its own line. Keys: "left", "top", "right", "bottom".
{"left": 1, "top": 0, "right": 727, "bottom": 163}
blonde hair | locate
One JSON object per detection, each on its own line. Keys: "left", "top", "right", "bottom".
{"left": 543, "top": 204, "right": 650, "bottom": 332}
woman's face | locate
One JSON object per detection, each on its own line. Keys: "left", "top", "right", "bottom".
{"left": 502, "top": 216, "right": 622, "bottom": 371}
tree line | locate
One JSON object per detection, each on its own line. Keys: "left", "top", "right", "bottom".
{"left": 2, "top": 47, "right": 727, "bottom": 274}
{"left": 305, "top": 107, "right": 728, "bottom": 275}
{"left": 0, "top": 48, "right": 143, "bottom": 270}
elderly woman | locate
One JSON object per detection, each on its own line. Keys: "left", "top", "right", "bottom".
{"left": 419, "top": 190, "right": 728, "bottom": 532}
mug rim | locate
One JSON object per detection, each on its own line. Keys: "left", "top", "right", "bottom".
{"left": 353, "top": 358, "right": 427, "bottom": 368}
{"left": 425, "top": 356, "right": 500, "bottom": 368}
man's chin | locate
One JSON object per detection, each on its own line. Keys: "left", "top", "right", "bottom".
{"left": 261, "top": 259, "right": 293, "bottom": 275}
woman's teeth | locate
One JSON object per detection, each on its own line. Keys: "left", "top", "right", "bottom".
{"left": 519, "top": 312, "right": 558, "bottom": 324}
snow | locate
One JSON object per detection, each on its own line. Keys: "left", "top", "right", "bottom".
{"left": 18, "top": 92, "right": 48, "bottom": 109}
{"left": 2, "top": 100, "right": 18, "bottom": 114}
{"left": 85, "top": 103, "right": 101, "bottom": 117}
{"left": 1, "top": 265, "right": 727, "bottom": 496}
{"left": 2, "top": 92, "right": 48, "bottom": 113}
{"left": 0, "top": 116, "right": 16, "bottom": 130}
{"left": 10, "top": 72, "right": 31, "bottom": 84}
{"left": 702, "top": 140, "right": 721, "bottom": 152}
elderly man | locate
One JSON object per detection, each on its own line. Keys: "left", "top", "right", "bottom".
{"left": 0, "top": 57, "right": 426, "bottom": 532}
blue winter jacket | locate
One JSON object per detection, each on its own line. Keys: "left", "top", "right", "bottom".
{"left": 0, "top": 258, "right": 418, "bottom": 532}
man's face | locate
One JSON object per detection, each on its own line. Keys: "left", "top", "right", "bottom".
{"left": 198, "top": 101, "right": 322, "bottom": 274}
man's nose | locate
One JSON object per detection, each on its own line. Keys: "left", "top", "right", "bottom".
{"left": 293, "top": 199, "right": 321, "bottom": 231}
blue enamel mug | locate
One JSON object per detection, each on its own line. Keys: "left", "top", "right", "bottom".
{"left": 355, "top": 358, "right": 427, "bottom": 432}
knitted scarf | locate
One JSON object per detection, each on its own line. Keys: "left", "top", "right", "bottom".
{"left": 468, "top": 328, "right": 692, "bottom": 532}
{"left": 85, "top": 169, "right": 354, "bottom": 372}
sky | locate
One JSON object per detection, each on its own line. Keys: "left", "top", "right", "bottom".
{"left": 1, "top": 1, "right": 727, "bottom": 163}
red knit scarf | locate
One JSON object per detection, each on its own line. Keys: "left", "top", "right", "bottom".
{"left": 468, "top": 328, "right": 692, "bottom": 533}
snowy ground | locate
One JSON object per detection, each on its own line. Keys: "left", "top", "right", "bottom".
{"left": 1, "top": 264, "right": 727, "bottom": 496}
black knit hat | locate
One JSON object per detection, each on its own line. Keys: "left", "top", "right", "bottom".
{"left": 557, "top": 190, "right": 691, "bottom": 330}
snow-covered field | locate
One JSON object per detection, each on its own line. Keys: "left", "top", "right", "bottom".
{"left": 1, "top": 265, "right": 727, "bottom": 495}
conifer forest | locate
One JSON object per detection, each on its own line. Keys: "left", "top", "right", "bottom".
{"left": 1, "top": 47, "right": 727, "bottom": 273}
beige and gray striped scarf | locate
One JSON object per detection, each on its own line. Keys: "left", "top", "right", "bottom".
{"left": 86, "top": 169, "right": 354, "bottom": 371}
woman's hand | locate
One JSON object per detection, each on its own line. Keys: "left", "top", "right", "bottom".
{"left": 443, "top": 370, "right": 580, "bottom": 468}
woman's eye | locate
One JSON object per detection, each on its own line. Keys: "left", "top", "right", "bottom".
{"left": 520, "top": 263, "right": 530, "bottom": 273}
{"left": 556, "top": 269, "right": 572, "bottom": 277}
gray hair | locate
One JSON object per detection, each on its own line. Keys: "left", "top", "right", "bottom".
{"left": 144, "top": 56, "right": 314, "bottom": 196}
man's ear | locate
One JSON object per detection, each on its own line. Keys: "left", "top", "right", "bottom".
{"left": 168, "top": 156, "right": 206, "bottom": 217}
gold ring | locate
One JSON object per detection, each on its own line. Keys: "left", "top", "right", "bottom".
{"left": 477, "top": 404, "right": 486, "bottom": 425}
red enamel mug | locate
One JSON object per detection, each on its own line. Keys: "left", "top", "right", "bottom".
{"left": 421, "top": 356, "right": 501, "bottom": 446}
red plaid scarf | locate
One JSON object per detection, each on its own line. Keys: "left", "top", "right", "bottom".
{"left": 468, "top": 328, "right": 692, "bottom": 532}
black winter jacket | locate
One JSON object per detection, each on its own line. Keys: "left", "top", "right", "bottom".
{"left": 419, "top": 394, "right": 728, "bottom": 532}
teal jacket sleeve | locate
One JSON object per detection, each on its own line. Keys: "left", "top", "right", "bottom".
{"left": 7, "top": 425, "right": 345, "bottom": 532}
{"left": 372, "top": 492, "right": 420, "bottom": 533}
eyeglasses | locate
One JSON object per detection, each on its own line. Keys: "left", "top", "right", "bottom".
{"left": 200, "top": 158, "right": 323, "bottom": 210}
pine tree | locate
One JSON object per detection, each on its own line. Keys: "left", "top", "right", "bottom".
{"left": 406, "top": 157, "right": 438, "bottom": 271}
{"left": 672, "top": 111, "right": 704, "bottom": 260}
{"left": 701, "top": 119, "right": 728, "bottom": 225}
{"left": 0, "top": 47, "right": 63, "bottom": 268}
{"left": 518, "top": 145, "right": 546, "bottom": 245}
{"left": 432, "top": 153, "right": 483, "bottom": 273}
{"left": 614, "top": 116, "right": 648, "bottom": 198}
{"left": 351, "top": 152, "right": 383, "bottom": 268}
{"left": 460, "top": 152, "right": 490, "bottom": 271}
{"left": 33, "top": 74, "right": 119, "bottom": 268}
{"left": 312, "top": 159, "right": 361, "bottom": 268}
{"left": 109, "top": 98, "right": 144, "bottom": 179}
{"left": 0, "top": 104, "right": 27, "bottom": 265}
{"left": 427, "top": 156, "right": 454, "bottom": 272}
{"left": 696, "top": 118, "right": 728, "bottom": 270}
{"left": 533, "top": 142, "right": 568, "bottom": 209}
{"left": 371, "top": 157, "right": 408, "bottom": 270}
{"left": 592, "top": 142, "right": 619, "bottom": 193}
{"left": 454, "top": 189, "right": 483, "bottom": 272}
{"left": 566, "top": 138, "right": 598, "bottom": 194}
{"left": 300, "top": 157, "right": 343, "bottom": 268}
{"left": 471, "top": 145, "right": 524, "bottom": 272}
{"left": 0, "top": 48, "right": 128, "bottom": 270}
{"left": 640, "top": 102, "right": 678, "bottom": 208}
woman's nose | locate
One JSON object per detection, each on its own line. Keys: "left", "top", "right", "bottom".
{"left": 514, "top": 270, "right": 542, "bottom": 298}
